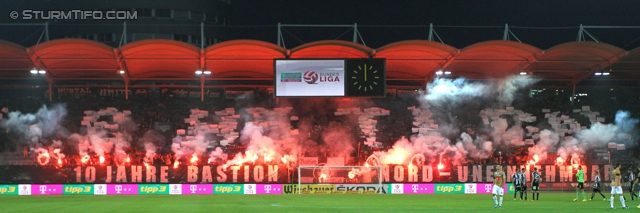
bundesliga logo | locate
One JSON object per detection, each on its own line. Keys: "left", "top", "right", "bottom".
{"left": 303, "top": 71, "right": 340, "bottom": 84}
{"left": 303, "top": 71, "right": 318, "bottom": 84}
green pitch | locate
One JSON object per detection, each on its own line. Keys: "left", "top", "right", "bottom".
{"left": 0, "top": 193, "right": 634, "bottom": 213}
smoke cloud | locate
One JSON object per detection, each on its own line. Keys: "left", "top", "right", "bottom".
{"left": 0, "top": 104, "right": 68, "bottom": 143}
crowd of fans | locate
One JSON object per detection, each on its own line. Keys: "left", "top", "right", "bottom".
{"left": 0, "top": 86, "right": 638, "bottom": 166}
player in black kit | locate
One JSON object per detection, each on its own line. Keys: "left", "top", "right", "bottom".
{"left": 531, "top": 167, "right": 540, "bottom": 200}
{"left": 591, "top": 170, "right": 606, "bottom": 201}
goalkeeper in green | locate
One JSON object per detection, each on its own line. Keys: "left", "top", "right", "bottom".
{"left": 573, "top": 166, "right": 587, "bottom": 202}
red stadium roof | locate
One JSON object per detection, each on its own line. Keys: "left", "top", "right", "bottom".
{"left": 119, "top": 39, "right": 200, "bottom": 78}
{"left": 1, "top": 38, "right": 639, "bottom": 87}
{"left": 204, "top": 40, "right": 287, "bottom": 79}
{"left": 29, "top": 39, "right": 119, "bottom": 79}
{"left": 289, "top": 40, "right": 373, "bottom": 59}
{"left": 375, "top": 40, "right": 458, "bottom": 79}
{"left": 0, "top": 40, "right": 32, "bottom": 78}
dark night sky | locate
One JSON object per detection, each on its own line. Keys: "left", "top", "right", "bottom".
{"left": 229, "top": 0, "right": 640, "bottom": 49}
{"left": 1, "top": 0, "right": 640, "bottom": 49}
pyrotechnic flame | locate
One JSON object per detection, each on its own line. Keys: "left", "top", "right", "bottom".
{"left": 57, "top": 158, "right": 62, "bottom": 165}
{"left": 365, "top": 155, "right": 380, "bottom": 167}
{"left": 533, "top": 154, "right": 540, "bottom": 162}
{"left": 348, "top": 171, "right": 356, "bottom": 179}
{"left": 174, "top": 161, "right": 180, "bottom": 169}
{"left": 126, "top": 156, "right": 130, "bottom": 163}
{"left": 37, "top": 152, "right": 50, "bottom": 165}
{"left": 280, "top": 155, "right": 288, "bottom": 164}
{"left": 265, "top": 155, "right": 272, "bottom": 162}
{"left": 570, "top": 154, "right": 581, "bottom": 169}
{"left": 81, "top": 155, "right": 90, "bottom": 164}
{"left": 528, "top": 160, "right": 535, "bottom": 165}
{"left": 250, "top": 154, "right": 258, "bottom": 163}
{"left": 99, "top": 156, "right": 105, "bottom": 164}
{"left": 144, "top": 162, "right": 149, "bottom": 167}
{"left": 365, "top": 163, "right": 370, "bottom": 167}
{"left": 556, "top": 157, "right": 564, "bottom": 165}
{"left": 437, "top": 163, "right": 444, "bottom": 170}
{"left": 190, "top": 155, "right": 198, "bottom": 164}
{"left": 410, "top": 153, "right": 425, "bottom": 166}
{"left": 320, "top": 173, "right": 327, "bottom": 180}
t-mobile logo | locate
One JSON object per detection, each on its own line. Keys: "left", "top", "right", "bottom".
{"left": 115, "top": 185, "right": 123, "bottom": 194}
{"left": 39, "top": 186, "right": 47, "bottom": 194}
{"left": 264, "top": 185, "right": 272, "bottom": 193}
{"left": 484, "top": 185, "right": 492, "bottom": 192}
{"left": 190, "top": 185, "right": 197, "bottom": 193}
{"left": 411, "top": 184, "right": 419, "bottom": 193}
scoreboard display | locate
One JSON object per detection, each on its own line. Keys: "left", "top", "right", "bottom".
{"left": 274, "top": 59, "right": 385, "bottom": 98}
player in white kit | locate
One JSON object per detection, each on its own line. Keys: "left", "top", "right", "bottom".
{"left": 492, "top": 165, "right": 506, "bottom": 208}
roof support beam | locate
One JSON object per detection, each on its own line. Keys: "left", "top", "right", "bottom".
{"left": 114, "top": 49, "right": 130, "bottom": 100}
{"left": 26, "top": 48, "right": 54, "bottom": 85}
{"left": 200, "top": 49, "right": 206, "bottom": 102}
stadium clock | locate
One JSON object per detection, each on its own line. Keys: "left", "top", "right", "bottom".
{"left": 345, "top": 59, "right": 386, "bottom": 97}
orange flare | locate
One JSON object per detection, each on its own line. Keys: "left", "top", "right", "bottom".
{"left": 99, "top": 156, "right": 105, "bottom": 164}
{"left": 173, "top": 161, "right": 180, "bottom": 169}
{"left": 190, "top": 155, "right": 198, "bottom": 164}
{"left": 437, "top": 163, "right": 444, "bottom": 170}
{"left": 348, "top": 171, "right": 356, "bottom": 179}
{"left": 81, "top": 155, "right": 90, "bottom": 164}
{"left": 532, "top": 154, "right": 540, "bottom": 162}
{"left": 556, "top": 157, "right": 564, "bottom": 165}
{"left": 37, "top": 152, "right": 50, "bottom": 165}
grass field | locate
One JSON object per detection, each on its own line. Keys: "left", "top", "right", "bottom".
{"left": 0, "top": 193, "right": 638, "bottom": 213}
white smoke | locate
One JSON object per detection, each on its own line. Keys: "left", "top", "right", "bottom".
{"left": 424, "top": 75, "right": 539, "bottom": 108}
{"left": 498, "top": 75, "right": 540, "bottom": 105}
{"left": 208, "top": 147, "right": 228, "bottom": 163}
{"left": 557, "top": 137, "right": 584, "bottom": 161}
{"left": 459, "top": 132, "right": 492, "bottom": 159}
{"left": 527, "top": 129, "right": 560, "bottom": 163}
{"left": 171, "top": 135, "right": 186, "bottom": 160}
{"left": 424, "top": 78, "right": 490, "bottom": 108}
{"left": 143, "top": 142, "right": 156, "bottom": 164}
{"left": 321, "top": 123, "right": 355, "bottom": 158}
{"left": 575, "top": 123, "right": 618, "bottom": 149}
{"left": 0, "top": 104, "right": 68, "bottom": 143}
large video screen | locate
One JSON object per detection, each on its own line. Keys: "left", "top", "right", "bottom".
{"left": 274, "top": 59, "right": 386, "bottom": 98}
{"left": 275, "top": 60, "right": 345, "bottom": 97}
